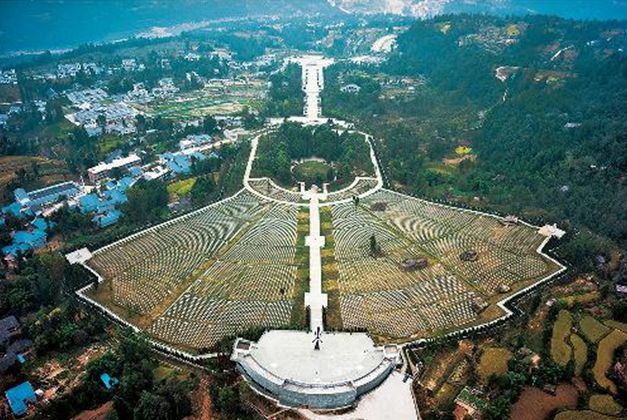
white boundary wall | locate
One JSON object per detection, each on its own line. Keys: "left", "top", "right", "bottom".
{"left": 378, "top": 188, "right": 567, "bottom": 346}
{"left": 72, "top": 190, "right": 256, "bottom": 361}
{"left": 70, "top": 126, "right": 567, "bottom": 361}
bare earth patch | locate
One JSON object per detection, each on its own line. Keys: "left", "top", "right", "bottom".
{"left": 72, "top": 401, "right": 114, "bottom": 420}
{"left": 511, "top": 384, "right": 577, "bottom": 420}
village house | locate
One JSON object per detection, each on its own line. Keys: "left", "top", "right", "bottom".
{"left": 87, "top": 154, "right": 141, "bottom": 182}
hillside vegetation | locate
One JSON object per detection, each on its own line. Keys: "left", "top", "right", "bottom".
{"left": 323, "top": 14, "right": 627, "bottom": 258}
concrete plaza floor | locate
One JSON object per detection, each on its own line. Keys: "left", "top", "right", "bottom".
{"left": 248, "top": 331, "right": 387, "bottom": 385}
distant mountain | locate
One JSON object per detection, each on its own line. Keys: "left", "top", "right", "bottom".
{"left": 0, "top": 0, "right": 335, "bottom": 55}
{"left": 328, "top": 0, "right": 627, "bottom": 20}
{"left": 328, "top": 0, "right": 448, "bottom": 17}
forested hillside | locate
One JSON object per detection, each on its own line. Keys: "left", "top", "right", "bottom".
{"left": 324, "top": 14, "right": 627, "bottom": 256}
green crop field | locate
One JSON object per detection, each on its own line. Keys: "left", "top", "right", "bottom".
{"left": 555, "top": 410, "right": 617, "bottom": 420}
{"left": 589, "top": 394, "right": 623, "bottom": 416}
{"left": 551, "top": 310, "right": 573, "bottom": 367}
{"left": 580, "top": 315, "right": 611, "bottom": 343}
{"left": 593, "top": 329, "right": 627, "bottom": 394}
{"left": 570, "top": 333, "right": 587, "bottom": 375}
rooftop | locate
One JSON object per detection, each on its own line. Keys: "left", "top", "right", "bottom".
{"left": 88, "top": 154, "right": 141, "bottom": 175}
{"left": 0, "top": 315, "right": 20, "bottom": 343}
{"left": 5, "top": 381, "right": 36, "bottom": 416}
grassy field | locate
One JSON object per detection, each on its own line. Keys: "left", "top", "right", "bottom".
{"left": 580, "top": 315, "right": 611, "bottom": 343}
{"left": 289, "top": 208, "right": 310, "bottom": 329}
{"left": 167, "top": 177, "right": 196, "bottom": 197}
{"left": 87, "top": 192, "right": 303, "bottom": 350}
{"left": 0, "top": 155, "right": 71, "bottom": 204}
{"left": 98, "top": 135, "right": 126, "bottom": 155}
{"left": 551, "top": 310, "right": 574, "bottom": 367}
{"left": 293, "top": 160, "right": 332, "bottom": 185}
{"left": 0, "top": 83, "right": 21, "bottom": 102}
{"left": 588, "top": 394, "right": 623, "bottom": 416}
{"left": 320, "top": 206, "right": 342, "bottom": 331}
{"left": 329, "top": 188, "right": 561, "bottom": 343}
{"left": 477, "top": 347, "right": 512, "bottom": 382}
{"left": 593, "top": 328, "right": 627, "bottom": 394}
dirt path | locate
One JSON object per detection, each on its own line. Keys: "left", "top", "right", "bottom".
{"left": 72, "top": 401, "right": 114, "bottom": 420}
{"left": 193, "top": 374, "right": 214, "bottom": 420}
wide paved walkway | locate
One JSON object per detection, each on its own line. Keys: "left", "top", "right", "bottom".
{"left": 304, "top": 189, "right": 327, "bottom": 332}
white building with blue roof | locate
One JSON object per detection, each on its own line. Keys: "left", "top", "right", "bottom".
{"left": 14, "top": 182, "right": 81, "bottom": 213}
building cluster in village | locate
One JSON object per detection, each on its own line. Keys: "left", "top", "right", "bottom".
{"left": 0, "top": 128, "right": 223, "bottom": 266}
{"left": 0, "top": 313, "right": 119, "bottom": 417}
{"left": 0, "top": 315, "right": 35, "bottom": 417}
{"left": 0, "top": 69, "right": 18, "bottom": 85}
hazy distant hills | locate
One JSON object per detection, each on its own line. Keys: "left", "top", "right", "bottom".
{"left": 328, "top": 0, "right": 627, "bottom": 20}
{"left": 0, "top": 0, "right": 336, "bottom": 55}
{"left": 2, "top": 0, "right": 625, "bottom": 56}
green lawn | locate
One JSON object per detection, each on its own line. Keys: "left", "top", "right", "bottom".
{"left": 167, "top": 177, "right": 196, "bottom": 197}
{"left": 292, "top": 160, "right": 332, "bottom": 185}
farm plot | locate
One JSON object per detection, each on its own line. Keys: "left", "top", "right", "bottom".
{"left": 477, "top": 347, "right": 513, "bottom": 382}
{"left": 593, "top": 328, "right": 627, "bottom": 394}
{"left": 148, "top": 203, "right": 300, "bottom": 350}
{"left": 579, "top": 315, "right": 611, "bottom": 343}
{"left": 331, "top": 189, "right": 562, "bottom": 342}
{"left": 139, "top": 80, "right": 266, "bottom": 120}
{"left": 551, "top": 310, "right": 574, "bottom": 367}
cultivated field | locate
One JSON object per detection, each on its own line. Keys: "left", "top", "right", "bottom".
{"left": 138, "top": 80, "right": 266, "bottom": 120}
{"left": 330, "top": 189, "right": 562, "bottom": 341}
{"left": 593, "top": 329, "right": 627, "bottom": 394}
{"left": 87, "top": 191, "right": 300, "bottom": 350}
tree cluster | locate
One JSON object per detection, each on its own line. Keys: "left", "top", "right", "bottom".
{"left": 254, "top": 122, "right": 373, "bottom": 186}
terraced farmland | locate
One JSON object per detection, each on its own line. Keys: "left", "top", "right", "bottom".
{"left": 331, "top": 189, "right": 562, "bottom": 341}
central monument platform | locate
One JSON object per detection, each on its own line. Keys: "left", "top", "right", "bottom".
{"left": 231, "top": 330, "right": 400, "bottom": 409}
